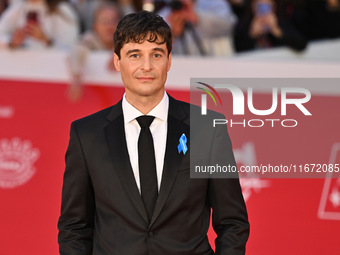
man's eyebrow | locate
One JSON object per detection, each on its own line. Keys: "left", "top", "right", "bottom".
{"left": 126, "top": 49, "right": 141, "bottom": 56}
{"left": 125, "top": 48, "right": 166, "bottom": 56}
{"left": 153, "top": 48, "right": 166, "bottom": 54}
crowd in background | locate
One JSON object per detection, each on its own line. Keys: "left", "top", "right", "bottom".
{"left": 1, "top": 0, "right": 340, "bottom": 53}
{"left": 0, "top": 0, "right": 339, "bottom": 100}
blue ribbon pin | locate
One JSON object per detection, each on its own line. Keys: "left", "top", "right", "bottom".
{"left": 177, "top": 133, "right": 188, "bottom": 155}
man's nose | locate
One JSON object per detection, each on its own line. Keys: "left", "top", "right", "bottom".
{"left": 141, "top": 56, "right": 152, "bottom": 71}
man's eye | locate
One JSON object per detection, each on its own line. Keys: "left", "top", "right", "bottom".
{"left": 130, "top": 54, "right": 139, "bottom": 58}
{"left": 153, "top": 54, "right": 161, "bottom": 58}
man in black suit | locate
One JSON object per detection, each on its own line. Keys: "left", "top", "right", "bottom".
{"left": 58, "top": 11, "right": 249, "bottom": 255}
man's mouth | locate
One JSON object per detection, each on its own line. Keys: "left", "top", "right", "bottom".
{"left": 136, "top": 77, "right": 156, "bottom": 82}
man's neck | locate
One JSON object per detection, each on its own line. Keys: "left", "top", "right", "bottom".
{"left": 125, "top": 90, "right": 165, "bottom": 115}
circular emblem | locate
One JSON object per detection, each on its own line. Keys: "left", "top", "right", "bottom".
{"left": 0, "top": 137, "right": 40, "bottom": 189}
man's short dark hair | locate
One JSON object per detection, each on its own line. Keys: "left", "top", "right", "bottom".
{"left": 113, "top": 11, "right": 172, "bottom": 59}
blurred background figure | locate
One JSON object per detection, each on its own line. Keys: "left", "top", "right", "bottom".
{"left": 116, "top": 0, "right": 143, "bottom": 13}
{"left": 305, "top": 0, "right": 340, "bottom": 40}
{"left": 0, "top": 0, "right": 79, "bottom": 49}
{"left": 228, "top": 0, "right": 248, "bottom": 18}
{"left": 0, "top": 0, "right": 9, "bottom": 16}
{"left": 69, "top": 0, "right": 100, "bottom": 34}
{"left": 157, "top": 0, "right": 237, "bottom": 56}
{"left": 67, "top": 2, "right": 122, "bottom": 102}
{"left": 233, "top": 0, "right": 307, "bottom": 53}
{"left": 70, "top": 0, "right": 142, "bottom": 34}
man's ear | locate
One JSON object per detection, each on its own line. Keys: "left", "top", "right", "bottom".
{"left": 167, "top": 53, "right": 172, "bottom": 72}
{"left": 113, "top": 53, "right": 121, "bottom": 72}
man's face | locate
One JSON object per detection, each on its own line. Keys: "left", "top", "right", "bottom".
{"left": 113, "top": 38, "right": 171, "bottom": 102}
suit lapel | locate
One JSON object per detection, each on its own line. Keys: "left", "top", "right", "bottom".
{"left": 105, "top": 101, "right": 149, "bottom": 223}
{"left": 151, "top": 96, "right": 189, "bottom": 226}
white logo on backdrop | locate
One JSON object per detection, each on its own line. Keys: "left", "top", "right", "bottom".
{"left": 234, "top": 142, "right": 270, "bottom": 202}
{"left": 318, "top": 143, "right": 340, "bottom": 220}
{"left": 0, "top": 137, "right": 40, "bottom": 189}
{"left": 0, "top": 105, "right": 14, "bottom": 119}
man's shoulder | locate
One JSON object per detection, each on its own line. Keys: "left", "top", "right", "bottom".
{"left": 169, "top": 95, "right": 225, "bottom": 119}
{"left": 71, "top": 101, "right": 121, "bottom": 129}
{"left": 169, "top": 96, "right": 190, "bottom": 110}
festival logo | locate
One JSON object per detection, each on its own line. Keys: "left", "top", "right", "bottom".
{"left": 0, "top": 137, "right": 40, "bottom": 189}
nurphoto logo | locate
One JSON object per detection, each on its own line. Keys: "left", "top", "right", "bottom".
{"left": 193, "top": 79, "right": 312, "bottom": 128}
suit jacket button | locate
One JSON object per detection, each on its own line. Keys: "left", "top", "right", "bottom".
{"left": 148, "top": 231, "right": 154, "bottom": 237}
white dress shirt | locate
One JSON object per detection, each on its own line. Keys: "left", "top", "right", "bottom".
{"left": 122, "top": 92, "right": 169, "bottom": 193}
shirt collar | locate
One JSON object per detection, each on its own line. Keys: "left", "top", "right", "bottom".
{"left": 122, "top": 92, "right": 169, "bottom": 124}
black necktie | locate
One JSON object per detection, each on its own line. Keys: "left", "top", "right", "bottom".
{"left": 136, "top": 116, "right": 158, "bottom": 222}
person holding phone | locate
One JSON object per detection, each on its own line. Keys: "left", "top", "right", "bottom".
{"left": 233, "top": 0, "right": 307, "bottom": 53}
{"left": 0, "top": 0, "right": 78, "bottom": 49}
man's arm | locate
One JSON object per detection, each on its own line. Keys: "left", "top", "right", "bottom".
{"left": 208, "top": 123, "right": 250, "bottom": 255}
{"left": 58, "top": 122, "right": 95, "bottom": 255}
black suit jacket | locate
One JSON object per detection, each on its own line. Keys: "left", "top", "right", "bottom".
{"left": 58, "top": 95, "right": 249, "bottom": 255}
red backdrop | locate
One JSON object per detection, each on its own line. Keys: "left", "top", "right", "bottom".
{"left": 1, "top": 79, "right": 340, "bottom": 254}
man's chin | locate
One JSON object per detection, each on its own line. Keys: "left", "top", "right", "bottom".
{"left": 136, "top": 87, "right": 164, "bottom": 98}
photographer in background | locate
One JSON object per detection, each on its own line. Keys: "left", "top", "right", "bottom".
{"left": 233, "top": 0, "right": 307, "bottom": 53}
{"left": 157, "top": 0, "right": 237, "bottom": 56}
{"left": 0, "top": 0, "right": 78, "bottom": 49}
{"left": 67, "top": 2, "right": 122, "bottom": 102}
{"left": 70, "top": 0, "right": 142, "bottom": 34}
